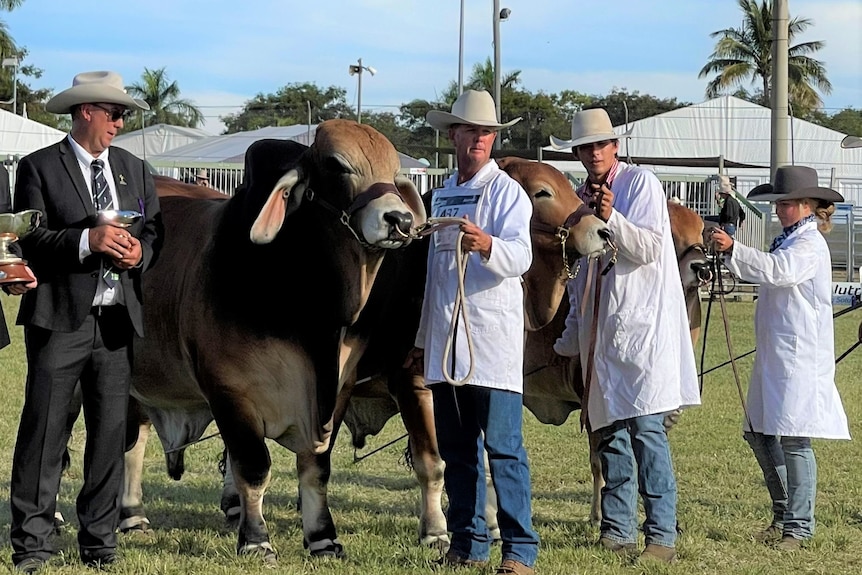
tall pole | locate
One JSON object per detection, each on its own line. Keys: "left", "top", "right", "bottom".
{"left": 356, "top": 58, "right": 363, "bottom": 124}
{"left": 492, "top": 0, "right": 502, "bottom": 150}
{"left": 770, "top": 0, "right": 789, "bottom": 179}
{"left": 458, "top": 0, "right": 465, "bottom": 95}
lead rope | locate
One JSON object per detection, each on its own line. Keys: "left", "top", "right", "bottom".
{"left": 411, "top": 217, "right": 476, "bottom": 386}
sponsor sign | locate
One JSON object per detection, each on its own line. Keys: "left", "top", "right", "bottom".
{"left": 833, "top": 282, "right": 862, "bottom": 305}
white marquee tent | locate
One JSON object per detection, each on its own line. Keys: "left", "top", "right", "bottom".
{"left": 543, "top": 96, "right": 862, "bottom": 203}
{"left": 112, "top": 123, "right": 214, "bottom": 159}
{"left": 0, "top": 108, "right": 65, "bottom": 158}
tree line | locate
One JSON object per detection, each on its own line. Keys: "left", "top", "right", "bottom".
{"left": 0, "top": 0, "right": 859, "bottom": 158}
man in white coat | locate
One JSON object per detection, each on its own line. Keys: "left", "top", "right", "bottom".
{"left": 711, "top": 165, "right": 850, "bottom": 550}
{"left": 550, "top": 108, "right": 701, "bottom": 563}
{"left": 404, "top": 90, "right": 539, "bottom": 575}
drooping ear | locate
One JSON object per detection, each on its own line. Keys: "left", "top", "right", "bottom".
{"left": 250, "top": 168, "right": 307, "bottom": 244}
{"left": 395, "top": 175, "right": 427, "bottom": 225}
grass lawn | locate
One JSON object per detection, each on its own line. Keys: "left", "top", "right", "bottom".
{"left": 0, "top": 295, "right": 861, "bottom": 574}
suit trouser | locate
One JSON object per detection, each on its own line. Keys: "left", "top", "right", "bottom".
{"left": 10, "top": 306, "right": 133, "bottom": 564}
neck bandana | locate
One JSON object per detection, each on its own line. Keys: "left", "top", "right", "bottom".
{"left": 769, "top": 214, "right": 816, "bottom": 253}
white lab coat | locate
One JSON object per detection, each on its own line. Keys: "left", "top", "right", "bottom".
{"left": 724, "top": 222, "right": 850, "bottom": 439}
{"left": 415, "top": 161, "right": 533, "bottom": 392}
{"left": 557, "top": 163, "right": 701, "bottom": 430}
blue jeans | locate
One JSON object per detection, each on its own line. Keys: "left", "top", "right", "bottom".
{"left": 722, "top": 223, "right": 736, "bottom": 237}
{"left": 744, "top": 432, "right": 817, "bottom": 540}
{"left": 431, "top": 384, "right": 539, "bottom": 567}
{"left": 596, "top": 414, "right": 678, "bottom": 548}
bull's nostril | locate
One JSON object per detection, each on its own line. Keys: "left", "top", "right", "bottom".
{"left": 384, "top": 211, "right": 414, "bottom": 234}
{"left": 598, "top": 228, "right": 614, "bottom": 241}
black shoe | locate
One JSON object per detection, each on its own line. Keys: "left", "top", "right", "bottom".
{"left": 81, "top": 550, "right": 118, "bottom": 569}
{"left": 14, "top": 557, "right": 46, "bottom": 574}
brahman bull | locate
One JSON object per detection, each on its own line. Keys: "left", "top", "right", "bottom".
{"left": 343, "top": 158, "right": 710, "bottom": 539}
{"left": 121, "top": 120, "right": 426, "bottom": 563}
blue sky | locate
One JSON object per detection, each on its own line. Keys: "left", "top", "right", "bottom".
{"left": 4, "top": 0, "right": 860, "bottom": 134}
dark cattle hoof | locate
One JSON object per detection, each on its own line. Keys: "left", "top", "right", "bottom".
{"left": 238, "top": 542, "right": 277, "bottom": 566}
{"left": 118, "top": 506, "right": 151, "bottom": 535}
{"left": 306, "top": 539, "right": 346, "bottom": 559}
{"left": 220, "top": 494, "right": 241, "bottom": 530}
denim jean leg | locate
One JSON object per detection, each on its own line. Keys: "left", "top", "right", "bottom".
{"left": 781, "top": 436, "right": 816, "bottom": 539}
{"left": 431, "top": 384, "right": 491, "bottom": 562}
{"left": 630, "top": 414, "right": 678, "bottom": 547}
{"left": 744, "top": 432, "right": 788, "bottom": 528}
{"left": 481, "top": 388, "right": 539, "bottom": 567}
{"left": 597, "top": 420, "right": 638, "bottom": 544}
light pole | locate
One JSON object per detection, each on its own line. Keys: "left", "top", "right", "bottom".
{"left": 1, "top": 55, "right": 19, "bottom": 115}
{"left": 458, "top": 0, "right": 465, "bottom": 95}
{"left": 348, "top": 58, "right": 376, "bottom": 124}
{"left": 492, "top": 3, "right": 510, "bottom": 149}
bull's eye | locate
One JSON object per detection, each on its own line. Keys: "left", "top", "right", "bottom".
{"left": 534, "top": 189, "right": 552, "bottom": 199}
{"left": 323, "top": 156, "right": 352, "bottom": 176}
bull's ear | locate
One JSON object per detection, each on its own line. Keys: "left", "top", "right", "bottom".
{"left": 250, "top": 168, "right": 306, "bottom": 244}
{"left": 395, "top": 176, "right": 427, "bottom": 225}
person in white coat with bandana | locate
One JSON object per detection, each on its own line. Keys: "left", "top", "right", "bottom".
{"left": 404, "top": 90, "right": 539, "bottom": 575}
{"left": 550, "top": 108, "right": 701, "bottom": 564}
{"left": 711, "top": 165, "right": 850, "bottom": 551}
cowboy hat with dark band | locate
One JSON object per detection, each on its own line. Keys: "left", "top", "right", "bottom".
{"left": 47, "top": 71, "right": 149, "bottom": 114}
{"left": 748, "top": 165, "right": 843, "bottom": 203}
{"left": 549, "top": 107, "right": 633, "bottom": 150}
{"left": 426, "top": 90, "right": 520, "bottom": 131}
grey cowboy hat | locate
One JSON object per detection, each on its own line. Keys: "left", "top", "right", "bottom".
{"left": 47, "top": 71, "right": 150, "bottom": 114}
{"left": 748, "top": 165, "right": 844, "bottom": 203}
{"left": 426, "top": 89, "right": 520, "bottom": 131}
{"left": 549, "top": 107, "right": 633, "bottom": 150}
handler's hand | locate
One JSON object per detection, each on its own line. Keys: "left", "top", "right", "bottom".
{"left": 589, "top": 183, "right": 614, "bottom": 221}
{"left": 459, "top": 215, "right": 492, "bottom": 258}
{"left": 403, "top": 347, "right": 425, "bottom": 376}
{"left": 3, "top": 265, "right": 37, "bottom": 295}
{"left": 110, "top": 236, "right": 142, "bottom": 269}
{"left": 710, "top": 227, "right": 733, "bottom": 253}
{"left": 90, "top": 225, "right": 135, "bottom": 262}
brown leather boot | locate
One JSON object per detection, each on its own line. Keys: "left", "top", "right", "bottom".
{"left": 638, "top": 543, "right": 677, "bottom": 563}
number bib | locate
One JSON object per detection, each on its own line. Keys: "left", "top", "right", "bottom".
{"left": 431, "top": 188, "right": 479, "bottom": 251}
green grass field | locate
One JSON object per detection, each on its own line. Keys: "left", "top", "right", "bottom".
{"left": 0, "top": 295, "right": 861, "bottom": 574}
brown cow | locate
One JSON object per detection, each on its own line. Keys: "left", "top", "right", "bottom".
{"left": 343, "top": 159, "right": 710, "bottom": 540}
{"left": 119, "top": 121, "right": 426, "bottom": 564}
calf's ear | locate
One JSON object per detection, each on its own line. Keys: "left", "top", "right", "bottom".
{"left": 250, "top": 168, "right": 307, "bottom": 244}
{"left": 395, "top": 176, "right": 427, "bottom": 225}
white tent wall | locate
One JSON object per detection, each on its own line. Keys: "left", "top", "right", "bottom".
{"left": 112, "top": 124, "right": 214, "bottom": 159}
{"left": 0, "top": 109, "right": 66, "bottom": 191}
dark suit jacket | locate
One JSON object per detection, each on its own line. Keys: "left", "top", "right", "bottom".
{"left": 12, "top": 137, "right": 163, "bottom": 336}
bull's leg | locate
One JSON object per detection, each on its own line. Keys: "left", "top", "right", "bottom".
{"left": 119, "top": 397, "right": 153, "bottom": 533}
{"left": 220, "top": 449, "right": 241, "bottom": 529}
{"left": 216, "top": 407, "right": 277, "bottom": 565}
{"left": 394, "top": 372, "right": 449, "bottom": 550}
{"left": 296, "top": 450, "right": 344, "bottom": 558}
{"left": 483, "top": 449, "right": 501, "bottom": 543}
{"left": 588, "top": 428, "right": 605, "bottom": 525}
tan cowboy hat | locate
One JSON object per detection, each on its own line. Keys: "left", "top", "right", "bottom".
{"left": 717, "top": 175, "right": 735, "bottom": 195}
{"left": 748, "top": 165, "right": 843, "bottom": 203}
{"left": 47, "top": 71, "right": 150, "bottom": 114}
{"left": 426, "top": 89, "right": 520, "bottom": 131}
{"left": 195, "top": 168, "right": 209, "bottom": 181}
{"left": 549, "top": 107, "right": 633, "bottom": 150}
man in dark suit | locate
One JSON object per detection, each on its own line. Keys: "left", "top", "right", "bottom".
{"left": 8, "top": 71, "right": 162, "bottom": 573}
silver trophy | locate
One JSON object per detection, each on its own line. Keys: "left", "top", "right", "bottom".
{"left": 97, "top": 209, "right": 142, "bottom": 228}
{"left": 0, "top": 209, "right": 41, "bottom": 285}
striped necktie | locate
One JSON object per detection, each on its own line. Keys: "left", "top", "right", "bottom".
{"left": 91, "top": 159, "right": 119, "bottom": 287}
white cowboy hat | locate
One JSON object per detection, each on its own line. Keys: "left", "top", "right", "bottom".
{"left": 195, "top": 168, "right": 209, "bottom": 180}
{"left": 549, "top": 108, "right": 633, "bottom": 150}
{"left": 426, "top": 89, "right": 520, "bottom": 131}
{"left": 717, "top": 175, "right": 735, "bottom": 194}
{"left": 46, "top": 71, "right": 150, "bottom": 114}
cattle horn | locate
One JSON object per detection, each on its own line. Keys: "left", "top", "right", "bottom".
{"left": 250, "top": 169, "right": 306, "bottom": 244}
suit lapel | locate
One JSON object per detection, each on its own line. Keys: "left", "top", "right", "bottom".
{"left": 59, "top": 138, "right": 96, "bottom": 213}
{"left": 108, "top": 151, "right": 133, "bottom": 211}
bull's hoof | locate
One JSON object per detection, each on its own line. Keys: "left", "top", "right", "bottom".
{"left": 119, "top": 506, "right": 152, "bottom": 535}
{"left": 307, "top": 539, "right": 346, "bottom": 559}
{"left": 220, "top": 494, "right": 241, "bottom": 530}
{"left": 420, "top": 534, "right": 450, "bottom": 553}
{"left": 238, "top": 541, "right": 277, "bottom": 566}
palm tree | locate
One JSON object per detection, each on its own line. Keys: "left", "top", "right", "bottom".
{"left": 0, "top": 1, "right": 25, "bottom": 104}
{"left": 125, "top": 67, "right": 204, "bottom": 130}
{"left": 441, "top": 57, "right": 522, "bottom": 105}
{"left": 698, "top": 0, "right": 831, "bottom": 115}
